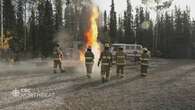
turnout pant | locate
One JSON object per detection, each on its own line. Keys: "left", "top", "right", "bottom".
{"left": 86, "top": 64, "right": 93, "bottom": 75}
{"left": 53, "top": 60, "right": 63, "bottom": 72}
{"left": 101, "top": 65, "right": 110, "bottom": 81}
{"left": 117, "top": 65, "right": 124, "bottom": 77}
{"left": 141, "top": 65, "right": 148, "bottom": 73}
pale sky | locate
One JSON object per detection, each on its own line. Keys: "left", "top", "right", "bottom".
{"left": 93, "top": 0, "right": 195, "bottom": 19}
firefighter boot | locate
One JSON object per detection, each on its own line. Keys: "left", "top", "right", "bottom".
{"left": 53, "top": 69, "right": 57, "bottom": 74}
{"left": 141, "top": 73, "right": 147, "bottom": 77}
{"left": 60, "top": 69, "right": 65, "bottom": 73}
{"left": 102, "top": 75, "right": 106, "bottom": 83}
{"left": 117, "top": 73, "right": 120, "bottom": 78}
{"left": 87, "top": 73, "right": 91, "bottom": 79}
{"left": 120, "top": 73, "right": 124, "bottom": 78}
{"left": 102, "top": 77, "right": 105, "bottom": 83}
{"left": 105, "top": 72, "right": 110, "bottom": 82}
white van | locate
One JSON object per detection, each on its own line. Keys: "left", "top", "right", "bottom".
{"left": 111, "top": 43, "right": 143, "bottom": 57}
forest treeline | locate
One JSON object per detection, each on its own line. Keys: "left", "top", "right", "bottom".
{"left": 0, "top": 0, "right": 195, "bottom": 58}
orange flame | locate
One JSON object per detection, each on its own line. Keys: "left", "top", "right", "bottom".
{"left": 80, "top": 48, "right": 85, "bottom": 62}
{"left": 80, "top": 7, "right": 100, "bottom": 62}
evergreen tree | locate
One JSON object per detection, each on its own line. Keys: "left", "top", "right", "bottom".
{"left": 102, "top": 10, "right": 110, "bottom": 42}
{"left": 191, "top": 20, "right": 195, "bottom": 58}
{"left": 29, "top": 9, "right": 37, "bottom": 55}
{"left": 156, "top": 6, "right": 192, "bottom": 58}
{"left": 135, "top": 7, "right": 145, "bottom": 45}
{"left": 37, "top": 1, "right": 45, "bottom": 55}
{"left": 192, "top": 20, "right": 195, "bottom": 42}
{"left": 175, "top": 6, "right": 183, "bottom": 34}
{"left": 36, "top": 0, "right": 55, "bottom": 57}
{"left": 55, "top": 0, "right": 63, "bottom": 31}
{"left": 104, "top": 10, "right": 108, "bottom": 31}
{"left": 15, "top": 0, "right": 25, "bottom": 51}
{"left": 64, "top": 1, "right": 75, "bottom": 35}
{"left": 158, "top": 14, "right": 165, "bottom": 54}
{"left": 139, "top": 7, "right": 145, "bottom": 26}
{"left": 182, "top": 8, "right": 191, "bottom": 40}
{"left": 109, "top": 0, "right": 117, "bottom": 43}
{"left": 79, "top": 6, "right": 92, "bottom": 42}
{"left": 164, "top": 12, "right": 174, "bottom": 56}
{"left": 3, "top": 0, "right": 16, "bottom": 33}
{"left": 124, "top": 0, "right": 134, "bottom": 43}
{"left": 2, "top": 0, "right": 16, "bottom": 53}
{"left": 134, "top": 7, "right": 140, "bottom": 31}
{"left": 169, "top": 11, "right": 175, "bottom": 52}
{"left": 157, "top": 11, "right": 175, "bottom": 57}
{"left": 134, "top": 7, "right": 140, "bottom": 46}
{"left": 142, "top": 10, "right": 153, "bottom": 49}
{"left": 134, "top": 7, "right": 153, "bottom": 49}
{"left": 42, "top": 0, "right": 55, "bottom": 57}
{"left": 0, "top": 0, "right": 194, "bottom": 58}
{"left": 172, "top": 6, "right": 191, "bottom": 58}
{"left": 182, "top": 8, "right": 191, "bottom": 57}
{"left": 118, "top": 16, "right": 124, "bottom": 43}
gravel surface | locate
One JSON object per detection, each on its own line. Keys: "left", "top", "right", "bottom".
{"left": 0, "top": 59, "right": 195, "bottom": 110}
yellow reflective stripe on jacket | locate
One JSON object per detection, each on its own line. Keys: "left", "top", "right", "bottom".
{"left": 54, "top": 58, "right": 61, "bottom": 60}
{"left": 107, "top": 56, "right": 111, "bottom": 59}
{"left": 102, "top": 56, "right": 106, "bottom": 59}
{"left": 86, "top": 62, "right": 94, "bottom": 64}
{"left": 117, "top": 56, "right": 125, "bottom": 58}
{"left": 102, "top": 56, "right": 111, "bottom": 59}
{"left": 102, "top": 63, "right": 109, "bottom": 65}
{"left": 141, "top": 63, "right": 149, "bottom": 66}
{"left": 85, "top": 57, "right": 93, "bottom": 60}
{"left": 140, "top": 58, "right": 150, "bottom": 61}
{"left": 116, "top": 63, "right": 126, "bottom": 65}
{"left": 112, "top": 61, "right": 116, "bottom": 64}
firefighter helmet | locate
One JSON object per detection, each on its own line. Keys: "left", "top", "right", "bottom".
{"left": 104, "top": 43, "right": 110, "bottom": 48}
{"left": 88, "top": 46, "right": 92, "bottom": 49}
{"left": 119, "top": 47, "right": 123, "bottom": 50}
{"left": 87, "top": 46, "right": 92, "bottom": 51}
{"left": 56, "top": 43, "right": 60, "bottom": 47}
{"left": 6, "top": 31, "right": 11, "bottom": 37}
{"left": 143, "top": 48, "right": 148, "bottom": 53}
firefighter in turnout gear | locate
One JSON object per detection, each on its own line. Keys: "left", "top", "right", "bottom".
{"left": 140, "top": 48, "right": 150, "bottom": 76}
{"left": 115, "top": 47, "right": 126, "bottom": 78}
{"left": 85, "top": 46, "right": 95, "bottom": 78}
{"left": 98, "top": 43, "right": 112, "bottom": 83}
{"left": 53, "top": 44, "right": 64, "bottom": 73}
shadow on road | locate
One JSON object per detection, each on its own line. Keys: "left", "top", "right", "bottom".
{"left": 159, "top": 67, "right": 195, "bottom": 86}
{"left": 96, "top": 75, "right": 142, "bottom": 89}
{"left": 0, "top": 97, "right": 47, "bottom": 110}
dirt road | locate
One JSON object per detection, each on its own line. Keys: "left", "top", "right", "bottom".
{"left": 0, "top": 59, "right": 194, "bottom": 110}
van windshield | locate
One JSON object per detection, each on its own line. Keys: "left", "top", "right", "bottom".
{"left": 136, "top": 46, "right": 142, "bottom": 50}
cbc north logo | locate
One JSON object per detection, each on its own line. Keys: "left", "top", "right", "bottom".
{"left": 11, "top": 88, "right": 21, "bottom": 97}
{"left": 11, "top": 88, "right": 55, "bottom": 98}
